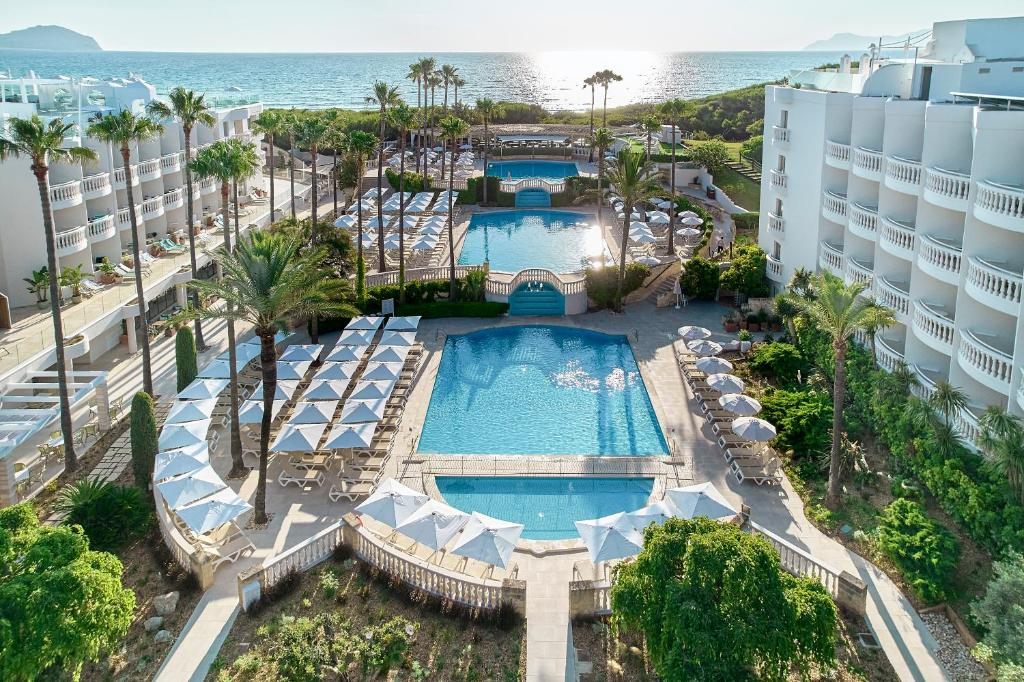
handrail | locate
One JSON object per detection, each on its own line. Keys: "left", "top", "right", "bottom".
{"left": 485, "top": 268, "right": 587, "bottom": 297}
{"left": 499, "top": 177, "right": 566, "bottom": 194}
{"left": 262, "top": 521, "right": 344, "bottom": 591}
{"left": 749, "top": 522, "right": 844, "bottom": 598}
{"left": 363, "top": 264, "right": 484, "bottom": 288}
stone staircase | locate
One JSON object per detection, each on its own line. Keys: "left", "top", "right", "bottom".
{"left": 727, "top": 161, "right": 761, "bottom": 184}
{"left": 515, "top": 188, "right": 552, "bottom": 208}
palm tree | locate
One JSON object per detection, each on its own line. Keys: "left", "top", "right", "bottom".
{"left": 927, "top": 379, "right": 968, "bottom": 426}
{"left": 294, "top": 112, "right": 331, "bottom": 243}
{"left": 596, "top": 70, "right": 623, "bottom": 126}
{"left": 788, "top": 267, "right": 814, "bottom": 298}
{"left": 191, "top": 231, "right": 356, "bottom": 524}
{"left": 88, "top": 110, "right": 163, "bottom": 396}
{"left": 475, "top": 98, "right": 503, "bottom": 205}
{"left": 605, "top": 148, "right": 662, "bottom": 310}
{"left": 0, "top": 116, "right": 97, "bottom": 471}
{"left": 789, "top": 272, "right": 896, "bottom": 507}
{"left": 189, "top": 138, "right": 261, "bottom": 478}
{"left": 658, "top": 98, "right": 686, "bottom": 256}
{"left": 583, "top": 76, "right": 597, "bottom": 162}
{"left": 440, "top": 64, "right": 458, "bottom": 112}
{"left": 323, "top": 111, "right": 348, "bottom": 217}
{"left": 283, "top": 110, "right": 300, "bottom": 220}
{"left": 346, "top": 130, "right": 379, "bottom": 300}
{"left": 640, "top": 113, "right": 661, "bottom": 164}
{"left": 452, "top": 75, "right": 466, "bottom": 109}
{"left": 406, "top": 62, "right": 424, "bottom": 173}
{"left": 366, "top": 81, "right": 402, "bottom": 270}
{"left": 388, "top": 104, "right": 417, "bottom": 303}
{"left": 439, "top": 115, "right": 469, "bottom": 299}
{"left": 251, "top": 109, "right": 286, "bottom": 221}
{"left": 978, "top": 407, "right": 1024, "bottom": 502}
{"left": 427, "top": 71, "right": 442, "bottom": 152}
{"left": 147, "top": 88, "right": 216, "bottom": 351}
{"left": 417, "top": 58, "right": 437, "bottom": 170}
{"left": 591, "top": 127, "right": 614, "bottom": 231}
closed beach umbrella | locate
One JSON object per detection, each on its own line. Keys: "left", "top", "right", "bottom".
{"left": 575, "top": 512, "right": 644, "bottom": 563}
{"left": 287, "top": 401, "right": 338, "bottom": 425}
{"left": 378, "top": 330, "right": 416, "bottom": 347}
{"left": 349, "top": 380, "right": 396, "bottom": 401}
{"left": 362, "top": 362, "right": 404, "bottom": 382}
{"left": 153, "top": 443, "right": 210, "bottom": 482}
{"left": 355, "top": 478, "right": 429, "bottom": 528}
{"left": 695, "top": 356, "right": 733, "bottom": 373}
{"left": 325, "top": 344, "right": 367, "bottom": 363}
{"left": 370, "top": 345, "right": 410, "bottom": 364}
{"left": 664, "top": 482, "right": 737, "bottom": 521}
{"left": 677, "top": 325, "right": 711, "bottom": 341}
{"left": 686, "top": 339, "right": 723, "bottom": 357}
{"left": 346, "top": 315, "right": 385, "bottom": 331}
{"left": 324, "top": 421, "right": 377, "bottom": 450}
{"left": 339, "top": 398, "right": 387, "bottom": 424}
{"left": 165, "top": 398, "right": 217, "bottom": 425}
{"left": 385, "top": 316, "right": 422, "bottom": 332}
{"left": 156, "top": 464, "right": 226, "bottom": 510}
{"left": 396, "top": 499, "right": 470, "bottom": 551}
{"left": 276, "top": 361, "right": 311, "bottom": 381}
{"left": 313, "top": 361, "right": 358, "bottom": 382}
{"left": 718, "top": 393, "right": 762, "bottom": 416}
{"left": 627, "top": 500, "right": 678, "bottom": 530}
{"left": 451, "top": 512, "right": 524, "bottom": 569}
{"left": 271, "top": 422, "right": 327, "bottom": 453}
{"left": 705, "top": 373, "right": 745, "bottom": 394}
{"left": 238, "top": 398, "right": 287, "bottom": 424}
{"left": 279, "top": 344, "right": 323, "bottom": 362}
{"left": 158, "top": 419, "right": 212, "bottom": 451}
{"left": 303, "top": 380, "right": 349, "bottom": 401}
{"left": 731, "top": 417, "right": 777, "bottom": 442}
{"left": 175, "top": 488, "right": 252, "bottom": 535}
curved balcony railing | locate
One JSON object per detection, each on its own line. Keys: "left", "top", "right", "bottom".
{"left": 848, "top": 202, "right": 879, "bottom": 240}
{"left": 772, "top": 125, "right": 790, "bottom": 144}
{"left": 112, "top": 164, "right": 139, "bottom": 188}
{"left": 767, "top": 212, "right": 785, "bottom": 233}
{"left": 81, "top": 172, "right": 112, "bottom": 199}
{"left": 909, "top": 363, "right": 940, "bottom": 401}
{"left": 485, "top": 268, "right": 586, "bottom": 297}
{"left": 117, "top": 205, "right": 143, "bottom": 229}
{"left": 953, "top": 407, "right": 983, "bottom": 450}
{"left": 163, "top": 187, "right": 184, "bottom": 210}
{"left": 137, "top": 158, "right": 162, "bottom": 181}
{"left": 876, "top": 276, "right": 910, "bottom": 318}
{"left": 965, "top": 256, "right": 1023, "bottom": 315}
{"left": 199, "top": 177, "right": 217, "bottom": 195}
{"left": 824, "top": 140, "right": 851, "bottom": 169}
{"left": 912, "top": 300, "right": 956, "bottom": 354}
{"left": 852, "top": 147, "right": 883, "bottom": 180}
{"left": 875, "top": 337, "right": 905, "bottom": 373}
{"left": 821, "top": 190, "right": 848, "bottom": 224}
{"left": 766, "top": 255, "right": 784, "bottom": 281}
{"left": 1018, "top": 368, "right": 1024, "bottom": 413}
{"left": 55, "top": 225, "right": 89, "bottom": 256}
{"left": 918, "top": 234, "right": 962, "bottom": 284}
{"left": 885, "top": 155, "right": 923, "bottom": 194}
{"left": 499, "top": 177, "right": 565, "bottom": 194}
{"left": 819, "top": 241, "right": 844, "bottom": 274}
{"left": 142, "top": 196, "right": 165, "bottom": 218}
{"left": 770, "top": 169, "right": 787, "bottom": 190}
{"left": 161, "top": 150, "right": 185, "bottom": 172}
{"left": 88, "top": 214, "right": 117, "bottom": 242}
{"left": 845, "top": 257, "right": 874, "bottom": 294}
{"left": 879, "top": 216, "right": 916, "bottom": 260}
{"left": 974, "top": 179, "right": 1024, "bottom": 233}
{"left": 923, "top": 166, "right": 971, "bottom": 211}
{"left": 958, "top": 328, "right": 1014, "bottom": 395}
{"left": 49, "top": 179, "right": 83, "bottom": 209}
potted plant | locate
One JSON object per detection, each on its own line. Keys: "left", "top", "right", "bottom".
{"left": 738, "top": 312, "right": 749, "bottom": 330}
{"left": 163, "top": 305, "right": 197, "bottom": 338}
{"left": 738, "top": 329, "right": 753, "bottom": 354}
{"left": 96, "top": 258, "right": 118, "bottom": 285}
{"left": 24, "top": 267, "right": 49, "bottom": 309}
{"left": 747, "top": 313, "right": 761, "bottom": 333}
{"left": 769, "top": 314, "right": 783, "bottom": 332}
{"left": 723, "top": 311, "right": 739, "bottom": 333}
{"left": 60, "top": 265, "right": 84, "bottom": 304}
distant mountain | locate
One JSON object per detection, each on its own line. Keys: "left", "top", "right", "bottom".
{"left": 0, "top": 25, "right": 102, "bottom": 52}
{"left": 803, "top": 30, "right": 923, "bottom": 52}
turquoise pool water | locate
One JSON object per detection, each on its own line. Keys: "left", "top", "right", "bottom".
{"left": 418, "top": 326, "right": 669, "bottom": 456}
{"left": 436, "top": 476, "right": 654, "bottom": 540}
{"left": 487, "top": 160, "right": 578, "bottom": 181}
{"left": 458, "top": 210, "right": 601, "bottom": 273}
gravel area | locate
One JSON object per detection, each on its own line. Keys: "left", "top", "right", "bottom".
{"left": 920, "top": 612, "right": 987, "bottom": 681}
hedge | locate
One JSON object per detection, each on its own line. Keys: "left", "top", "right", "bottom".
{"left": 175, "top": 327, "right": 197, "bottom": 393}
{"left": 733, "top": 211, "right": 759, "bottom": 232}
{"left": 585, "top": 263, "right": 650, "bottom": 309}
{"left": 394, "top": 301, "right": 508, "bottom": 318}
{"left": 129, "top": 392, "right": 157, "bottom": 489}
{"left": 877, "top": 498, "right": 959, "bottom": 603}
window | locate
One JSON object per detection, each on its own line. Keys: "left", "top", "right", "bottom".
{"left": 979, "top": 67, "right": 991, "bottom": 74}
{"left": 775, "top": 198, "right": 783, "bottom": 216}
{"left": 1013, "top": 67, "right": 1023, "bottom": 73}
{"left": 777, "top": 155, "right": 786, "bottom": 172}
{"left": 772, "top": 242, "right": 782, "bottom": 260}
{"left": 779, "top": 110, "right": 789, "bottom": 128}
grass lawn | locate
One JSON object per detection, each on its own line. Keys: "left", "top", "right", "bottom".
{"left": 681, "top": 138, "right": 761, "bottom": 211}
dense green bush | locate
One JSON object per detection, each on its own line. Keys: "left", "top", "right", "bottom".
{"left": 175, "top": 326, "right": 197, "bottom": 393}
{"left": 129, "top": 391, "right": 157, "bottom": 489}
{"left": 55, "top": 480, "right": 151, "bottom": 553}
{"left": 741, "top": 135, "right": 764, "bottom": 162}
{"left": 732, "top": 211, "right": 760, "bottom": 233}
{"left": 876, "top": 499, "right": 959, "bottom": 603}
{"left": 689, "top": 139, "right": 731, "bottom": 176}
{"left": 394, "top": 301, "right": 508, "bottom": 318}
{"left": 747, "top": 342, "right": 807, "bottom": 384}
{"left": 972, "top": 552, "right": 1024, "bottom": 672}
{"left": 678, "top": 256, "right": 719, "bottom": 300}
{"left": 759, "top": 387, "right": 832, "bottom": 458}
{"left": 719, "top": 244, "right": 769, "bottom": 297}
{"left": 384, "top": 167, "right": 427, "bottom": 193}
{"left": 585, "top": 263, "right": 650, "bottom": 309}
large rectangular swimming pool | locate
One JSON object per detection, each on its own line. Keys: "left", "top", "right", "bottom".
{"left": 487, "top": 160, "right": 578, "bottom": 181}
{"left": 457, "top": 209, "right": 602, "bottom": 273}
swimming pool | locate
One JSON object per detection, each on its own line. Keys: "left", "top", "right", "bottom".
{"left": 487, "top": 160, "right": 578, "bottom": 181}
{"left": 458, "top": 210, "right": 602, "bottom": 273}
{"left": 418, "top": 326, "right": 669, "bottom": 456}
{"left": 436, "top": 476, "right": 654, "bottom": 540}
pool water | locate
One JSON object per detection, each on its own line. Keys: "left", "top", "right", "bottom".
{"left": 458, "top": 210, "right": 602, "bottom": 273}
{"left": 487, "top": 160, "right": 579, "bottom": 181}
{"left": 436, "top": 476, "right": 654, "bottom": 540}
{"left": 418, "top": 326, "right": 669, "bottom": 456}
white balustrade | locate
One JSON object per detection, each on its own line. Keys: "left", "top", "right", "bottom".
{"left": 55, "top": 225, "right": 88, "bottom": 255}
{"left": 112, "top": 164, "right": 139, "bottom": 188}
{"left": 821, "top": 190, "right": 848, "bottom": 224}
{"left": 824, "top": 140, "right": 851, "bottom": 168}
{"left": 142, "top": 196, "right": 164, "bottom": 217}
{"left": 965, "top": 257, "right": 1023, "bottom": 314}
{"left": 875, "top": 337, "right": 905, "bottom": 373}
{"left": 199, "top": 177, "right": 217, "bottom": 195}
{"left": 766, "top": 255, "right": 784, "bottom": 281}
{"left": 485, "top": 268, "right": 587, "bottom": 297}
{"left": 952, "top": 407, "right": 983, "bottom": 449}
{"left": 163, "top": 187, "right": 184, "bottom": 209}
{"left": 770, "top": 169, "right": 787, "bottom": 189}
{"left": 918, "top": 234, "right": 962, "bottom": 282}
{"left": 845, "top": 257, "right": 874, "bottom": 293}
{"left": 924, "top": 166, "right": 971, "bottom": 210}
{"left": 117, "top": 205, "right": 142, "bottom": 228}
{"left": 81, "top": 172, "right": 111, "bottom": 198}
{"left": 958, "top": 329, "right": 1014, "bottom": 394}
{"left": 363, "top": 264, "right": 484, "bottom": 288}
{"left": 749, "top": 523, "right": 842, "bottom": 598}
{"left": 49, "top": 179, "right": 82, "bottom": 208}
{"left": 876, "top": 276, "right": 910, "bottom": 318}
{"left": 772, "top": 125, "right": 790, "bottom": 144}
{"left": 912, "top": 300, "right": 956, "bottom": 353}
{"left": 879, "top": 216, "right": 916, "bottom": 259}
{"left": 262, "top": 522, "right": 344, "bottom": 591}
{"left": 885, "top": 155, "right": 922, "bottom": 193}
{"left": 767, "top": 212, "right": 784, "bottom": 233}
{"left": 161, "top": 150, "right": 184, "bottom": 172}
{"left": 853, "top": 147, "right": 883, "bottom": 179}
{"left": 819, "top": 241, "right": 844, "bottom": 274}
{"left": 499, "top": 177, "right": 565, "bottom": 194}
{"left": 137, "top": 158, "right": 162, "bottom": 180}
{"left": 848, "top": 202, "right": 879, "bottom": 239}
{"left": 974, "top": 180, "right": 1024, "bottom": 233}
{"left": 1018, "top": 368, "right": 1024, "bottom": 413}
{"left": 910, "top": 364, "right": 939, "bottom": 402}
{"left": 88, "top": 214, "right": 116, "bottom": 242}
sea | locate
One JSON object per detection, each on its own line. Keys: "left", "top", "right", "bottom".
{"left": 0, "top": 50, "right": 852, "bottom": 111}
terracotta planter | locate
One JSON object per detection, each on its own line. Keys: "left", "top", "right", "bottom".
{"left": 770, "top": 322, "right": 782, "bottom": 332}
{"left": 748, "top": 323, "right": 761, "bottom": 333}
{"left": 738, "top": 320, "right": 749, "bottom": 330}
{"left": 724, "top": 321, "right": 738, "bottom": 333}
{"left": 97, "top": 272, "right": 117, "bottom": 285}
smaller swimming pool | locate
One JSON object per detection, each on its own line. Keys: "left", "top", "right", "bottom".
{"left": 488, "top": 160, "right": 579, "bottom": 182}
{"left": 436, "top": 476, "right": 654, "bottom": 540}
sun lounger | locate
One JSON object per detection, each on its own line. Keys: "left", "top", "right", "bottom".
{"left": 731, "top": 457, "right": 783, "bottom": 486}
{"left": 80, "top": 279, "right": 106, "bottom": 297}
{"left": 114, "top": 263, "right": 138, "bottom": 280}
{"left": 289, "top": 453, "right": 330, "bottom": 470}
{"left": 277, "top": 463, "right": 324, "bottom": 489}
{"left": 351, "top": 455, "right": 385, "bottom": 471}
{"left": 328, "top": 475, "right": 373, "bottom": 502}
{"left": 159, "top": 237, "right": 186, "bottom": 253}
{"left": 201, "top": 533, "right": 255, "bottom": 570}
{"left": 341, "top": 467, "right": 381, "bottom": 485}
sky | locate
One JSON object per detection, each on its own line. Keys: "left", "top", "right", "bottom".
{"left": 3, "top": 0, "right": 1023, "bottom": 53}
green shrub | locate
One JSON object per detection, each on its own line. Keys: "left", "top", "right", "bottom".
{"left": 175, "top": 327, "right": 198, "bottom": 393}
{"left": 130, "top": 391, "right": 157, "bottom": 488}
{"left": 740, "top": 135, "right": 763, "bottom": 162}
{"left": 396, "top": 301, "right": 508, "bottom": 318}
{"left": 585, "top": 263, "right": 650, "bottom": 309}
{"left": 747, "top": 342, "right": 807, "bottom": 383}
{"left": 876, "top": 499, "right": 959, "bottom": 604}
{"left": 463, "top": 269, "right": 487, "bottom": 301}
{"left": 732, "top": 211, "right": 759, "bottom": 233}
{"left": 759, "top": 388, "right": 832, "bottom": 458}
{"left": 55, "top": 479, "right": 151, "bottom": 552}
{"left": 972, "top": 551, "right": 1024, "bottom": 668}
{"left": 319, "top": 569, "right": 340, "bottom": 599}
{"left": 679, "top": 256, "right": 719, "bottom": 300}
{"left": 384, "top": 167, "right": 427, "bottom": 193}
{"left": 719, "top": 244, "right": 768, "bottom": 297}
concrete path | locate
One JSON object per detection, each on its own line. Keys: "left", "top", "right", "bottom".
{"left": 519, "top": 555, "right": 574, "bottom": 682}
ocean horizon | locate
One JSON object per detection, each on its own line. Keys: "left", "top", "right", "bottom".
{"left": 0, "top": 49, "right": 853, "bottom": 110}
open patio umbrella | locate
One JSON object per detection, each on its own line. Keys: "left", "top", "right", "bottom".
{"left": 337, "top": 329, "right": 375, "bottom": 347}
{"left": 346, "top": 316, "right": 384, "bottom": 331}
{"left": 731, "top": 417, "right": 777, "bottom": 442}
{"left": 339, "top": 398, "right": 387, "bottom": 424}
{"left": 630, "top": 231, "right": 657, "bottom": 245}
{"left": 276, "top": 361, "right": 312, "bottom": 381}
{"left": 648, "top": 211, "right": 670, "bottom": 224}
{"left": 396, "top": 499, "right": 470, "bottom": 551}
{"left": 325, "top": 344, "right": 367, "bottom": 363}
{"left": 686, "top": 339, "right": 723, "bottom": 357}
{"left": 178, "top": 376, "right": 230, "bottom": 399}
{"left": 378, "top": 331, "right": 416, "bottom": 347}
{"left": 355, "top": 478, "right": 429, "bottom": 527}
{"left": 629, "top": 220, "right": 649, "bottom": 232}
{"left": 334, "top": 214, "right": 357, "bottom": 229}
{"left": 411, "top": 237, "right": 438, "bottom": 251}
{"left": 303, "top": 379, "right": 349, "bottom": 401}
{"left": 324, "top": 421, "right": 377, "bottom": 450}
{"left": 271, "top": 422, "right": 327, "bottom": 453}
{"left": 679, "top": 210, "right": 699, "bottom": 220}
{"left": 251, "top": 380, "right": 300, "bottom": 401}
{"left": 718, "top": 393, "right": 762, "bottom": 416}
{"left": 175, "top": 487, "right": 252, "bottom": 535}
{"left": 705, "top": 373, "right": 745, "bottom": 394}
{"left": 695, "top": 356, "right": 733, "bottom": 373}
{"left": 677, "top": 325, "right": 711, "bottom": 341}
{"left": 417, "top": 223, "right": 442, "bottom": 236}
{"left": 287, "top": 401, "right": 338, "bottom": 425}
{"left": 313, "top": 361, "right": 359, "bottom": 382}
{"left": 154, "top": 443, "right": 210, "bottom": 482}
{"left": 664, "top": 482, "right": 737, "bottom": 521}
{"left": 156, "top": 464, "right": 226, "bottom": 509}
{"left": 362, "top": 362, "right": 404, "bottom": 382}
{"left": 385, "top": 316, "right": 421, "bottom": 332}
{"left": 357, "top": 232, "right": 376, "bottom": 249}
{"left": 680, "top": 215, "right": 704, "bottom": 228}
{"left": 382, "top": 233, "right": 402, "bottom": 250}
{"left": 635, "top": 255, "right": 660, "bottom": 266}
{"left": 451, "top": 512, "right": 524, "bottom": 569}
{"left": 279, "top": 344, "right": 323, "bottom": 362}
{"left": 575, "top": 512, "right": 644, "bottom": 564}
{"left": 165, "top": 398, "right": 217, "bottom": 425}
{"left": 676, "top": 227, "right": 702, "bottom": 238}
{"left": 158, "top": 419, "right": 212, "bottom": 451}
{"left": 238, "top": 398, "right": 287, "bottom": 424}
{"left": 627, "top": 500, "right": 679, "bottom": 530}
{"left": 196, "top": 359, "right": 234, "bottom": 380}
{"left": 349, "top": 380, "right": 396, "bottom": 401}
{"left": 370, "top": 345, "right": 410, "bottom": 364}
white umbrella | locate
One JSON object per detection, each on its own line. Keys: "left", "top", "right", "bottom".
{"left": 156, "top": 464, "right": 226, "bottom": 510}
{"left": 686, "top": 339, "right": 723, "bottom": 357}
{"left": 153, "top": 443, "right": 210, "bottom": 482}
{"left": 346, "top": 315, "right": 384, "bottom": 331}
{"left": 719, "top": 393, "right": 762, "bottom": 416}
{"left": 337, "top": 329, "right": 375, "bottom": 346}
{"left": 679, "top": 210, "right": 699, "bottom": 220}
{"left": 235, "top": 344, "right": 260, "bottom": 366}
{"left": 417, "top": 223, "right": 442, "bottom": 236}
{"left": 288, "top": 401, "right": 338, "bottom": 425}
{"left": 378, "top": 330, "right": 416, "bottom": 347}
{"left": 676, "top": 227, "right": 702, "bottom": 238}
{"left": 695, "top": 356, "right": 733, "bottom": 373}
{"left": 179, "top": 376, "right": 229, "bottom": 399}
{"left": 333, "top": 214, "right": 357, "bottom": 228}
{"left": 731, "top": 417, "right": 777, "bottom": 442}
{"left": 158, "top": 419, "right": 212, "bottom": 451}
{"left": 175, "top": 487, "right": 252, "bottom": 535}
{"left": 271, "top": 422, "right": 327, "bottom": 453}
{"left": 648, "top": 211, "right": 670, "bottom": 224}
{"left": 339, "top": 398, "right": 387, "bottom": 424}
{"left": 362, "top": 362, "right": 404, "bottom": 382}
{"left": 664, "top": 482, "right": 737, "bottom": 521}
{"left": 382, "top": 233, "right": 402, "bottom": 250}
{"left": 630, "top": 231, "right": 657, "bottom": 245}
{"left": 238, "top": 398, "right": 287, "bottom": 424}
{"left": 196, "top": 359, "right": 233, "bottom": 380}
{"left": 635, "top": 255, "right": 660, "bottom": 266}
{"left": 655, "top": 199, "right": 672, "bottom": 209}
{"left": 677, "top": 325, "right": 711, "bottom": 341}
{"left": 451, "top": 512, "right": 524, "bottom": 569}
{"left": 629, "top": 220, "right": 649, "bottom": 232}
{"left": 325, "top": 344, "right": 367, "bottom": 363}
{"left": 680, "top": 215, "right": 704, "bottom": 227}
{"left": 399, "top": 216, "right": 420, "bottom": 229}
{"left": 362, "top": 187, "right": 382, "bottom": 199}
{"left": 355, "top": 478, "right": 429, "bottom": 527}
{"left": 279, "top": 344, "right": 323, "bottom": 362}
{"left": 385, "top": 316, "right": 421, "bottom": 332}
{"left": 349, "top": 380, "right": 396, "bottom": 401}
{"left": 575, "top": 512, "right": 644, "bottom": 563}
{"left": 313, "top": 361, "right": 359, "bottom": 382}
{"left": 627, "top": 500, "right": 679, "bottom": 530}
{"left": 396, "top": 499, "right": 469, "bottom": 551}
{"left": 411, "top": 237, "right": 437, "bottom": 251}
{"left": 276, "top": 361, "right": 312, "bottom": 381}
{"left": 705, "top": 373, "right": 745, "bottom": 394}
{"left": 365, "top": 217, "right": 391, "bottom": 230}
{"left": 165, "top": 398, "right": 217, "bottom": 425}
{"left": 357, "top": 232, "right": 376, "bottom": 248}
{"left": 303, "top": 379, "right": 350, "bottom": 401}
{"left": 324, "top": 421, "right": 378, "bottom": 450}
{"left": 370, "top": 346, "right": 410, "bottom": 364}
{"left": 252, "top": 380, "right": 299, "bottom": 401}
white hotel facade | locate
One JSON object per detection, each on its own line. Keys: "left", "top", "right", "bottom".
{"left": 758, "top": 16, "right": 1024, "bottom": 439}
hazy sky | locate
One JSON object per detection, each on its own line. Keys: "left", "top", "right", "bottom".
{"left": 4, "top": 0, "right": 1022, "bottom": 52}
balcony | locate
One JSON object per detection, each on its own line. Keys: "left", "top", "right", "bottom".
{"left": 917, "top": 234, "right": 963, "bottom": 285}
{"left": 909, "top": 363, "right": 941, "bottom": 402}
{"left": 974, "top": 180, "right": 1024, "bottom": 234}
{"left": 876, "top": 276, "right": 911, "bottom": 321}
{"left": 845, "top": 257, "right": 874, "bottom": 294}
{"left": 112, "top": 164, "right": 140, "bottom": 189}
{"left": 163, "top": 187, "right": 184, "bottom": 210}
{"left": 81, "top": 172, "right": 112, "bottom": 199}
{"left": 879, "top": 216, "right": 916, "bottom": 260}
{"left": 55, "top": 225, "right": 88, "bottom": 257}
{"left": 161, "top": 151, "right": 184, "bottom": 173}
{"left": 884, "top": 155, "right": 923, "bottom": 194}
{"left": 912, "top": 300, "right": 956, "bottom": 355}
{"left": 87, "top": 214, "right": 117, "bottom": 243}
{"left": 770, "top": 169, "right": 788, "bottom": 191}
{"left": 964, "top": 257, "right": 1023, "bottom": 316}
{"left": 137, "top": 158, "right": 162, "bottom": 182}
{"left": 1018, "top": 368, "right": 1024, "bottom": 413}
{"left": 848, "top": 202, "right": 879, "bottom": 241}
{"left": 852, "top": 147, "right": 883, "bottom": 181}
{"left": 117, "top": 205, "right": 143, "bottom": 230}
{"left": 142, "top": 196, "right": 165, "bottom": 218}
{"left": 958, "top": 328, "right": 1014, "bottom": 395}
{"left": 875, "top": 336, "right": 906, "bottom": 373}
{"left": 824, "top": 140, "right": 851, "bottom": 170}
{"left": 772, "top": 125, "right": 790, "bottom": 145}
{"left": 767, "top": 212, "right": 785, "bottom": 234}
{"left": 766, "top": 255, "right": 784, "bottom": 282}
{"left": 199, "top": 177, "right": 217, "bottom": 196}
{"left": 923, "top": 166, "right": 971, "bottom": 212}
{"left": 953, "top": 406, "right": 984, "bottom": 451}
{"left": 49, "top": 180, "right": 83, "bottom": 210}
{"left": 819, "top": 240, "right": 844, "bottom": 274}
{"left": 821, "top": 190, "right": 848, "bottom": 225}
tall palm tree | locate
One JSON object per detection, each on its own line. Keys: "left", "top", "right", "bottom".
{"left": 191, "top": 231, "right": 355, "bottom": 524}
{"left": 323, "top": 110, "right": 348, "bottom": 217}
{"left": 640, "top": 113, "right": 661, "bottom": 164}
{"left": 596, "top": 70, "right": 623, "bottom": 126}
{"left": 366, "top": 82, "right": 402, "bottom": 270}
{"left": 452, "top": 75, "right": 466, "bottom": 109}
{"left": 583, "top": 75, "right": 597, "bottom": 162}
{"left": 789, "top": 272, "right": 896, "bottom": 507}
{"left": 388, "top": 104, "right": 417, "bottom": 303}
{"left": 788, "top": 267, "right": 814, "bottom": 298}
{"left": 346, "top": 130, "right": 379, "bottom": 300}
{"left": 427, "top": 71, "right": 442, "bottom": 153}
{"left": 439, "top": 115, "right": 469, "bottom": 299}
{"left": 189, "top": 138, "right": 261, "bottom": 478}
{"left": 475, "top": 98, "right": 503, "bottom": 205}
{"left": 927, "top": 379, "right": 968, "bottom": 427}
{"left": 658, "top": 98, "right": 686, "bottom": 256}
{"left": 417, "top": 58, "right": 437, "bottom": 172}
{"left": 591, "top": 127, "right": 614, "bottom": 230}
{"left": 88, "top": 110, "right": 163, "bottom": 397}
{"left": 1, "top": 115, "right": 97, "bottom": 471}
{"left": 251, "top": 109, "right": 286, "bottom": 221}
{"left": 605, "top": 148, "right": 661, "bottom": 309}
{"left": 147, "top": 88, "right": 216, "bottom": 350}
{"left": 978, "top": 407, "right": 1024, "bottom": 502}
{"left": 283, "top": 109, "right": 300, "bottom": 220}
{"left": 294, "top": 111, "right": 331, "bottom": 243}
{"left": 406, "top": 62, "right": 424, "bottom": 173}
{"left": 440, "top": 64, "right": 458, "bottom": 112}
